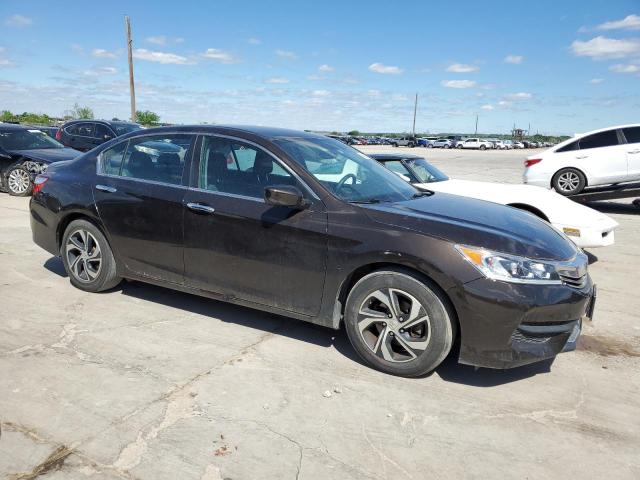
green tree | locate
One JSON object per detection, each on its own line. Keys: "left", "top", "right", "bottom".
{"left": 348, "top": 130, "right": 360, "bottom": 136}
{"left": 1, "top": 110, "right": 16, "bottom": 122}
{"left": 70, "top": 103, "right": 94, "bottom": 119}
{"left": 135, "top": 110, "right": 160, "bottom": 126}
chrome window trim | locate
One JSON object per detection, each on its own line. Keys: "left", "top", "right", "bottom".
{"left": 95, "top": 172, "right": 190, "bottom": 190}
{"left": 188, "top": 186, "right": 265, "bottom": 204}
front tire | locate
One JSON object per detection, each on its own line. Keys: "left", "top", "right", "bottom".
{"left": 61, "top": 219, "right": 121, "bottom": 292}
{"left": 344, "top": 269, "right": 455, "bottom": 377}
{"left": 6, "top": 165, "right": 33, "bottom": 196}
{"left": 480, "top": 145, "right": 486, "bottom": 150}
{"left": 552, "top": 168, "right": 586, "bottom": 195}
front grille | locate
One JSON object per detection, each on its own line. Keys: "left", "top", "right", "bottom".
{"left": 559, "top": 272, "right": 587, "bottom": 288}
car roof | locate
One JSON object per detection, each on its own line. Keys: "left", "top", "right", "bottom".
{"left": 551, "top": 123, "right": 640, "bottom": 151}
{"left": 121, "top": 124, "right": 329, "bottom": 142}
{"left": 0, "top": 123, "right": 30, "bottom": 131}
{"left": 64, "top": 119, "right": 140, "bottom": 127}
{"left": 367, "top": 153, "right": 425, "bottom": 161}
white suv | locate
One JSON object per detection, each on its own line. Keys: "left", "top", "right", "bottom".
{"left": 461, "top": 138, "right": 493, "bottom": 150}
{"left": 524, "top": 124, "right": 640, "bottom": 195}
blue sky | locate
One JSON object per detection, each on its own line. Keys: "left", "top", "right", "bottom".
{"left": 1, "top": 0, "right": 639, "bottom": 134}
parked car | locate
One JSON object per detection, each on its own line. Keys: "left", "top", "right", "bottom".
{"left": 524, "top": 124, "right": 640, "bottom": 195}
{"left": 31, "top": 125, "right": 594, "bottom": 377}
{"left": 503, "top": 140, "right": 514, "bottom": 150}
{"left": 0, "top": 124, "right": 81, "bottom": 196}
{"left": 460, "top": 138, "right": 493, "bottom": 150}
{"left": 391, "top": 136, "right": 417, "bottom": 147}
{"left": 372, "top": 153, "right": 617, "bottom": 248}
{"left": 490, "top": 139, "right": 507, "bottom": 150}
{"left": 26, "top": 125, "right": 60, "bottom": 139}
{"left": 513, "top": 141, "right": 525, "bottom": 149}
{"left": 447, "top": 135, "right": 466, "bottom": 148}
{"left": 57, "top": 120, "right": 142, "bottom": 152}
{"left": 418, "top": 137, "right": 438, "bottom": 148}
{"left": 433, "top": 138, "right": 452, "bottom": 148}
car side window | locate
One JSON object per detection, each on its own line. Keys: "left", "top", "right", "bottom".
{"left": 76, "top": 122, "right": 95, "bottom": 137}
{"left": 556, "top": 140, "right": 578, "bottom": 153}
{"left": 384, "top": 161, "right": 413, "bottom": 182}
{"left": 94, "top": 124, "right": 113, "bottom": 139}
{"left": 118, "top": 134, "right": 193, "bottom": 185}
{"left": 622, "top": 127, "right": 640, "bottom": 144}
{"left": 101, "top": 141, "right": 128, "bottom": 175}
{"left": 578, "top": 130, "right": 619, "bottom": 150}
{"left": 199, "top": 135, "right": 295, "bottom": 198}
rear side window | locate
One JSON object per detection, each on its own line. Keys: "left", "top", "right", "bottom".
{"left": 94, "top": 123, "right": 113, "bottom": 139}
{"left": 70, "top": 122, "right": 94, "bottom": 137}
{"left": 119, "top": 134, "right": 194, "bottom": 185}
{"left": 556, "top": 140, "right": 578, "bottom": 153}
{"left": 101, "top": 141, "right": 128, "bottom": 175}
{"left": 622, "top": 127, "right": 640, "bottom": 144}
{"left": 579, "top": 130, "right": 619, "bottom": 150}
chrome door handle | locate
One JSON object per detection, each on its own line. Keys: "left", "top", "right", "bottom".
{"left": 575, "top": 155, "right": 588, "bottom": 159}
{"left": 96, "top": 184, "right": 117, "bottom": 193}
{"left": 187, "top": 202, "right": 216, "bottom": 214}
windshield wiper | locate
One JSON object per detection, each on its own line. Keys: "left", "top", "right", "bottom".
{"left": 349, "top": 198, "right": 381, "bottom": 204}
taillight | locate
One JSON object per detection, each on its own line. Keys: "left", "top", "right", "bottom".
{"left": 32, "top": 175, "right": 49, "bottom": 194}
{"left": 55, "top": 129, "right": 62, "bottom": 141}
{"left": 525, "top": 158, "right": 542, "bottom": 168}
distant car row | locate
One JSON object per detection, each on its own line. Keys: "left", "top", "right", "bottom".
{"left": 327, "top": 134, "right": 553, "bottom": 150}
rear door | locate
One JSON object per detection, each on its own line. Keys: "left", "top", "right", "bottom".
{"left": 576, "top": 129, "right": 627, "bottom": 184}
{"left": 73, "top": 122, "right": 96, "bottom": 151}
{"left": 622, "top": 126, "right": 640, "bottom": 181}
{"left": 93, "top": 133, "right": 195, "bottom": 284}
{"left": 182, "top": 134, "right": 328, "bottom": 316}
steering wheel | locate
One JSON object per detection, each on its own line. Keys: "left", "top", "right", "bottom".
{"left": 336, "top": 173, "right": 357, "bottom": 193}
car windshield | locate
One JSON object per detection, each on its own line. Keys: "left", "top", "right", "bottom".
{"left": 0, "top": 129, "right": 64, "bottom": 150}
{"left": 386, "top": 158, "right": 448, "bottom": 184}
{"left": 112, "top": 123, "right": 142, "bottom": 135}
{"left": 273, "top": 135, "right": 420, "bottom": 203}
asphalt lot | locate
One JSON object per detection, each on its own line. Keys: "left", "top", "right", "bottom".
{"left": 1, "top": 146, "right": 639, "bottom": 479}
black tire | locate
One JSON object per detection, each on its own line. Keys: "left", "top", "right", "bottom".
{"left": 427, "top": 144, "right": 433, "bottom": 148}
{"left": 61, "top": 219, "right": 121, "bottom": 292}
{"left": 408, "top": 142, "right": 415, "bottom": 148}
{"left": 480, "top": 144, "right": 486, "bottom": 150}
{"left": 552, "top": 168, "right": 586, "bottom": 196}
{"left": 5, "top": 165, "right": 33, "bottom": 197}
{"left": 392, "top": 143, "right": 398, "bottom": 147}
{"left": 456, "top": 144, "right": 463, "bottom": 149}
{"left": 344, "top": 269, "right": 456, "bottom": 377}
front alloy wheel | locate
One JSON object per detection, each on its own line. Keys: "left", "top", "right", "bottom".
{"left": 6, "top": 166, "right": 32, "bottom": 196}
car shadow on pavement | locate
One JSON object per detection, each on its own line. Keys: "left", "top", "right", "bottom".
{"left": 585, "top": 200, "right": 640, "bottom": 215}
{"left": 44, "top": 255, "right": 555, "bottom": 387}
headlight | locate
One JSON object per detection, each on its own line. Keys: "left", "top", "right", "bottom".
{"left": 455, "top": 245, "right": 562, "bottom": 284}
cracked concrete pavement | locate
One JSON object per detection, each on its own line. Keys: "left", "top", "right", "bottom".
{"left": 1, "top": 147, "right": 639, "bottom": 479}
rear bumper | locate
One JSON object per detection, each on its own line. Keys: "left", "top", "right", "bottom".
{"left": 448, "top": 276, "right": 594, "bottom": 369}
{"left": 523, "top": 169, "right": 551, "bottom": 188}
{"left": 30, "top": 195, "right": 60, "bottom": 256}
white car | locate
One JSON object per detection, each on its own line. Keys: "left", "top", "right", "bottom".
{"left": 461, "top": 138, "right": 494, "bottom": 150}
{"left": 524, "top": 124, "right": 640, "bottom": 195}
{"left": 372, "top": 153, "right": 618, "bottom": 248}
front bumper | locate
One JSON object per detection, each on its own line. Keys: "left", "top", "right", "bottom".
{"left": 448, "top": 275, "right": 594, "bottom": 369}
{"left": 551, "top": 222, "right": 616, "bottom": 248}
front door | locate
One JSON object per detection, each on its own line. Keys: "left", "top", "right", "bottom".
{"left": 183, "top": 135, "right": 328, "bottom": 316}
{"left": 576, "top": 128, "right": 627, "bottom": 184}
{"left": 93, "top": 133, "right": 195, "bottom": 284}
{"left": 622, "top": 126, "right": 640, "bottom": 181}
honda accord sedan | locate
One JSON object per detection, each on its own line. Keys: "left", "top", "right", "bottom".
{"left": 29, "top": 126, "right": 595, "bottom": 377}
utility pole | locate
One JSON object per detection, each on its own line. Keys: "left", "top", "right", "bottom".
{"left": 474, "top": 115, "right": 478, "bottom": 135}
{"left": 125, "top": 16, "right": 136, "bottom": 123}
{"left": 412, "top": 93, "right": 418, "bottom": 137}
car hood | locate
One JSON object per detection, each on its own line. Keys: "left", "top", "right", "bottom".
{"left": 417, "top": 179, "right": 618, "bottom": 229}
{"left": 7, "top": 147, "right": 82, "bottom": 164}
{"left": 362, "top": 192, "right": 579, "bottom": 261}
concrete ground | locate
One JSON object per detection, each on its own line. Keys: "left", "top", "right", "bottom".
{"left": 1, "top": 147, "right": 639, "bottom": 479}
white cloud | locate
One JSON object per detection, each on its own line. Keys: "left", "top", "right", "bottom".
{"left": 589, "top": 78, "right": 604, "bottom": 84}
{"left": 276, "top": 49, "right": 297, "bottom": 60}
{"left": 0, "top": 48, "right": 12, "bottom": 67}
{"left": 367, "top": 89, "right": 381, "bottom": 98}
{"left": 368, "top": 63, "right": 403, "bottom": 74}
{"left": 446, "top": 63, "right": 478, "bottom": 73}
{"left": 146, "top": 36, "right": 167, "bottom": 45}
{"left": 498, "top": 100, "right": 511, "bottom": 106}
{"left": 597, "top": 15, "right": 640, "bottom": 31}
{"left": 248, "top": 38, "right": 262, "bottom": 45}
{"left": 5, "top": 14, "right": 32, "bottom": 27}
{"left": 201, "top": 48, "right": 236, "bottom": 64}
{"left": 318, "top": 64, "right": 334, "bottom": 72}
{"left": 265, "top": 77, "right": 289, "bottom": 84}
{"left": 133, "top": 49, "right": 192, "bottom": 65}
{"left": 609, "top": 63, "right": 640, "bottom": 73}
{"left": 505, "top": 92, "right": 532, "bottom": 100}
{"left": 92, "top": 48, "right": 117, "bottom": 59}
{"left": 441, "top": 79, "right": 476, "bottom": 88}
{"left": 312, "top": 90, "right": 330, "bottom": 97}
{"left": 83, "top": 66, "right": 118, "bottom": 76}
{"left": 571, "top": 36, "right": 640, "bottom": 60}
{"left": 481, "top": 104, "right": 494, "bottom": 110}
{"left": 504, "top": 54, "right": 524, "bottom": 64}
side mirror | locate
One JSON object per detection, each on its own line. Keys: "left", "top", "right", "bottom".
{"left": 264, "top": 185, "right": 309, "bottom": 209}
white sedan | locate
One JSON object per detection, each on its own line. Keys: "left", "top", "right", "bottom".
{"left": 372, "top": 153, "right": 618, "bottom": 248}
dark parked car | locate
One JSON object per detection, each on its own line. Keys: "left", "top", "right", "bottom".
{"left": 57, "top": 120, "right": 142, "bottom": 152}
{"left": 0, "top": 124, "right": 81, "bottom": 196}
{"left": 26, "top": 125, "right": 60, "bottom": 139}
{"left": 30, "top": 126, "right": 595, "bottom": 377}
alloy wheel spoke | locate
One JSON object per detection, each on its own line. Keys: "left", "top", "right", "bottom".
{"left": 396, "top": 332, "right": 429, "bottom": 352}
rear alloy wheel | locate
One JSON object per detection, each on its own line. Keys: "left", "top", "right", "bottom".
{"left": 345, "top": 269, "right": 455, "bottom": 377}
{"left": 61, "top": 219, "right": 121, "bottom": 292}
{"left": 480, "top": 145, "right": 486, "bottom": 150}
{"left": 6, "top": 165, "right": 32, "bottom": 196}
{"left": 552, "top": 168, "right": 586, "bottom": 196}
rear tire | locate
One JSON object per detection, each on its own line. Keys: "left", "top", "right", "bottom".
{"left": 552, "top": 168, "right": 586, "bottom": 195}
{"left": 480, "top": 145, "right": 486, "bottom": 150}
{"left": 6, "top": 165, "right": 33, "bottom": 197}
{"left": 61, "top": 219, "right": 121, "bottom": 292}
{"left": 344, "top": 269, "right": 455, "bottom": 377}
